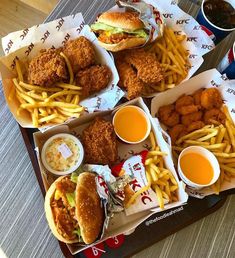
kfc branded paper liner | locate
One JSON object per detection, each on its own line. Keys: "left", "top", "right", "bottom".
{"left": 108, "top": 0, "right": 214, "bottom": 98}
{"left": 0, "top": 14, "right": 123, "bottom": 128}
{"left": 151, "top": 69, "right": 235, "bottom": 198}
{"left": 33, "top": 97, "right": 188, "bottom": 255}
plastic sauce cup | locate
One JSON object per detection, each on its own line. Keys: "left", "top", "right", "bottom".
{"left": 113, "top": 105, "right": 151, "bottom": 144}
{"left": 178, "top": 146, "right": 220, "bottom": 190}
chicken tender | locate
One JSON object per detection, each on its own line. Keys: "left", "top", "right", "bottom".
{"left": 187, "top": 121, "right": 205, "bottom": 133}
{"left": 201, "top": 88, "right": 223, "bottom": 110}
{"left": 63, "top": 36, "right": 95, "bottom": 73}
{"left": 82, "top": 117, "right": 118, "bottom": 165}
{"left": 76, "top": 65, "right": 111, "bottom": 97}
{"left": 204, "top": 108, "right": 226, "bottom": 124}
{"left": 124, "top": 49, "right": 164, "bottom": 84}
{"left": 175, "top": 95, "right": 200, "bottom": 115}
{"left": 168, "top": 124, "right": 187, "bottom": 144}
{"left": 181, "top": 111, "right": 203, "bottom": 126}
{"left": 115, "top": 58, "right": 144, "bottom": 100}
{"left": 158, "top": 104, "right": 180, "bottom": 127}
{"left": 28, "top": 49, "right": 67, "bottom": 86}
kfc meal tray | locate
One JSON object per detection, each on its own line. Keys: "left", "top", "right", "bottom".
{"left": 19, "top": 122, "right": 227, "bottom": 258}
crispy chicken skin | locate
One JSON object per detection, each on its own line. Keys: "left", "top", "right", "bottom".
{"left": 82, "top": 117, "right": 118, "bottom": 165}
{"left": 158, "top": 104, "right": 180, "bottom": 127}
{"left": 63, "top": 36, "right": 95, "bottom": 73}
{"left": 115, "top": 58, "right": 144, "bottom": 99}
{"left": 124, "top": 49, "right": 164, "bottom": 84}
{"left": 75, "top": 65, "right": 111, "bottom": 97}
{"left": 28, "top": 49, "right": 67, "bottom": 86}
{"left": 201, "top": 88, "right": 223, "bottom": 110}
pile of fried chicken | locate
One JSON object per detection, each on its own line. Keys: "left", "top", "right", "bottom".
{"left": 27, "top": 36, "right": 112, "bottom": 97}
{"left": 158, "top": 88, "right": 225, "bottom": 144}
{"left": 114, "top": 49, "right": 164, "bottom": 99}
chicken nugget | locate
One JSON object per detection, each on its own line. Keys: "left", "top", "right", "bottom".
{"left": 124, "top": 49, "right": 164, "bottom": 84}
{"left": 28, "top": 49, "right": 67, "bottom": 86}
{"left": 82, "top": 117, "right": 118, "bottom": 165}
{"left": 187, "top": 121, "right": 205, "bottom": 133}
{"left": 168, "top": 124, "right": 187, "bottom": 144}
{"left": 204, "top": 108, "right": 226, "bottom": 124}
{"left": 175, "top": 95, "right": 200, "bottom": 115}
{"left": 192, "top": 89, "right": 204, "bottom": 106}
{"left": 63, "top": 36, "right": 95, "bottom": 73}
{"left": 158, "top": 104, "right": 180, "bottom": 127}
{"left": 201, "top": 88, "right": 223, "bottom": 110}
{"left": 181, "top": 111, "right": 203, "bottom": 126}
{"left": 76, "top": 65, "right": 111, "bottom": 97}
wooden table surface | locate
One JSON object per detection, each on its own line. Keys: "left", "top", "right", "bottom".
{"left": 0, "top": 1, "right": 234, "bottom": 258}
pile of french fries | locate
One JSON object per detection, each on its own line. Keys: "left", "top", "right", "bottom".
{"left": 8, "top": 54, "right": 84, "bottom": 128}
{"left": 172, "top": 106, "right": 235, "bottom": 194}
{"left": 145, "top": 131, "right": 179, "bottom": 209}
{"left": 144, "top": 26, "right": 190, "bottom": 94}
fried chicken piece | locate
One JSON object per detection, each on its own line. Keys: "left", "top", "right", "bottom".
{"left": 175, "top": 95, "right": 200, "bottom": 115}
{"left": 158, "top": 104, "right": 180, "bottom": 127}
{"left": 82, "top": 117, "right": 118, "bottom": 165}
{"left": 124, "top": 49, "right": 164, "bottom": 84}
{"left": 115, "top": 58, "right": 144, "bottom": 100}
{"left": 76, "top": 65, "right": 111, "bottom": 97}
{"left": 201, "top": 88, "right": 223, "bottom": 110}
{"left": 192, "top": 89, "right": 204, "bottom": 106}
{"left": 181, "top": 111, "right": 203, "bottom": 126}
{"left": 187, "top": 121, "right": 205, "bottom": 133}
{"left": 168, "top": 124, "right": 187, "bottom": 144}
{"left": 63, "top": 36, "right": 95, "bottom": 73}
{"left": 204, "top": 108, "right": 226, "bottom": 124}
{"left": 28, "top": 49, "right": 67, "bottom": 86}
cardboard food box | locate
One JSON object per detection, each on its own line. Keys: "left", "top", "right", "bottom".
{"left": 151, "top": 68, "right": 235, "bottom": 198}
{"left": 33, "top": 97, "right": 188, "bottom": 254}
{"left": 0, "top": 15, "right": 123, "bottom": 128}
{"left": 108, "top": 0, "right": 214, "bottom": 98}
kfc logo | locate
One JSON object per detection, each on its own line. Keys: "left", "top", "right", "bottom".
{"left": 41, "top": 30, "right": 50, "bottom": 43}
{"left": 187, "top": 37, "right": 197, "bottom": 42}
{"left": 76, "top": 21, "right": 85, "bottom": 34}
{"left": 176, "top": 19, "right": 190, "bottom": 25}
{"left": 133, "top": 163, "right": 141, "bottom": 171}
{"left": 56, "top": 18, "right": 64, "bottom": 31}
{"left": 5, "top": 39, "right": 13, "bottom": 54}
{"left": 201, "top": 44, "right": 213, "bottom": 50}
{"left": 189, "top": 54, "right": 197, "bottom": 59}
{"left": 20, "top": 28, "right": 29, "bottom": 40}
{"left": 25, "top": 42, "right": 34, "bottom": 56}
{"left": 162, "top": 13, "right": 173, "bottom": 19}
{"left": 62, "top": 33, "right": 70, "bottom": 46}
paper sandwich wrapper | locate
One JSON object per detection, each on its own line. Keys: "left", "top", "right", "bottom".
{"left": 0, "top": 14, "right": 123, "bottom": 128}
{"left": 151, "top": 68, "right": 235, "bottom": 198}
{"left": 33, "top": 97, "right": 188, "bottom": 255}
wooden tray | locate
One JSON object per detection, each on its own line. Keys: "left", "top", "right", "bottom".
{"left": 18, "top": 0, "right": 235, "bottom": 257}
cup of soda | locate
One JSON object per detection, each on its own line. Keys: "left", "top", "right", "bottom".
{"left": 196, "top": 0, "right": 235, "bottom": 45}
{"left": 217, "top": 42, "right": 235, "bottom": 79}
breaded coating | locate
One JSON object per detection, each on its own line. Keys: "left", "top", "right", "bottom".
{"left": 169, "top": 124, "right": 187, "bottom": 144}
{"left": 187, "top": 121, "right": 205, "bottom": 133}
{"left": 115, "top": 58, "right": 144, "bottom": 100}
{"left": 192, "top": 89, "right": 204, "bottom": 106}
{"left": 76, "top": 65, "right": 111, "bottom": 97}
{"left": 201, "top": 88, "right": 223, "bottom": 110}
{"left": 82, "top": 117, "right": 118, "bottom": 165}
{"left": 124, "top": 49, "right": 164, "bottom": 84}
{"left": 181, "top": 111, "right": 203, "bottom": 126}
{"left": 158, "top": 104, "right": 180, "bottom": 127}
{"left": 175, "top": 95, "right": 200, "bottom": 115}
{"left": 204, "top": 108, "right": 226, "bottom": 124}
{"left": 28, "top": 49, "right": 67, "bottom": 86}
{"left": 63, "top": 36, "right": 95, "bottom": 73}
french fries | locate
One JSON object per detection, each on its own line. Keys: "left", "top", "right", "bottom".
{"left": 145, "top": 131, "right": 178, "bottom": 209}
{"left": 145, "top": 27, "right": 190, "bottom": 94}
{"left": 173, "top": 108, "right": 235, "bottom": 194}
{"left": 9, "top": 57, "right": 84, "bottom": 127}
